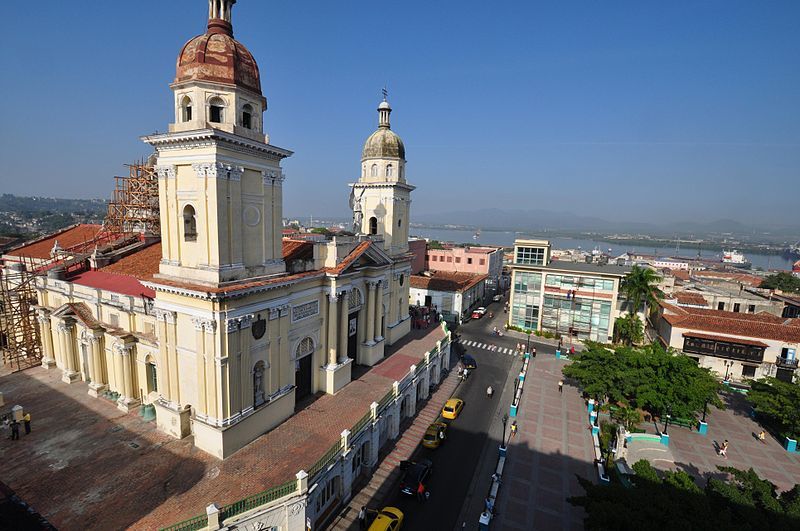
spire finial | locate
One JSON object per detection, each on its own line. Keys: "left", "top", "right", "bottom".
{"left": 378, "top": 88, "right": 391, "bottom": 129}
{"left": 207, "top": 0, "right": 236, "bottom": 36}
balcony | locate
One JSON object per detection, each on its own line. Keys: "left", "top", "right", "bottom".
{"left": 775, "top": 356, "right": 799, "bottom": 369}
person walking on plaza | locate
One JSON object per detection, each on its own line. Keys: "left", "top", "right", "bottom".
{"left": 10, "top": 419, "right": 20, "bottom": 440}
{"left": 23, "top": 412, "right": 31, "bottom": 435}
{"left": 510, "top": 421, "right": 518, "bottom": 439}
{"left": 758, "top": 430, "right": 766, "bottom": 444}
{"left": 558, "top": 380, "right": 564, "bottom": 394}
{"left": 358, "top": 506, "right": 367, "bottom": 530}
{"left": 720, "top": 439, "right": 729, "bottom": 458}
{"left": 486, "top": 386, "right": 494, "bottom": 398}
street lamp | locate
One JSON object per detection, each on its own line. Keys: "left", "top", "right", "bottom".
{"left": 663, "top": 406, "right": 671, "bottom": 435}
{"left": 701, "top": 399, "right": 708, "bottom": 423}
{"left": 526, "top": 330, "right": 532, "bottom": 355}
{"left": 723, "top": 360, "right": 733, "bottom": 381}
{"left": 501, "top": 413, "right": 509, "bottom": 448}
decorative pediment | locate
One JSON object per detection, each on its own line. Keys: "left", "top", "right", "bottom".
{"left": 51, "top": 302, "right": 104, "bottom": 331}
{"left": 333, "top": 241, "right": 393, "bottom": 276}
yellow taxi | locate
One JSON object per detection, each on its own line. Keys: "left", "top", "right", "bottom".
{"left": 442, "top": 398, "right": 464, "bottom": 420}
{"left": 368, "top": 506, "right": 404, "bottom": 531}
{"left": 421, "top": 422, "right": 448, "bottom": 449}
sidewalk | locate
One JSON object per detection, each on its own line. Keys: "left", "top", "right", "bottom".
{"left": 329, "top": 369, "right": 462, "bottom": 530}
{"left": 491, "top": 354, "right": 594, "bottom": 531}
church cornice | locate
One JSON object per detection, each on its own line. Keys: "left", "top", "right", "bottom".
{"left": 350, "top": 181, "right": 416, "bottom": 192}
{"left": 141, "top": 129, "right": 293, "bottom": 161}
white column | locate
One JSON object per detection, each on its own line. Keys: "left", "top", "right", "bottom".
{"left": 374, "top": 281, "right": 383, "bottom": 341}
{"left": 365, "top": 282, "right": 376, "bottom": 345}
{"left": 327, "top": 294, "right": 338, "bottom": 366}
{"left": 338, "top": 292, "right": 349, "bottom": 362}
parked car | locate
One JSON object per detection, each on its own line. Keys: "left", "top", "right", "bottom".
{"left": 461, "top": 354, "right": 478, "bottom": 370}
{"left": 422, "top": 421, "right": 448, "bottom": 449}
{"left": 399, "top": 459, "right": 433, "bottom": 496}
{"left": 442, "top": 398, "right": 465, "bottom": 420}
{"left": 368, "top": 506, "right": 404, "bottom": 531}
{"left": 492, "top": 294, "right": 502, "bottom": 302}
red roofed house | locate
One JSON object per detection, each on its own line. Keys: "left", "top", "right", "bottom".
{"left": 410, "top": 271, "right": 487, "bottom": 324}
{"left": 656, "top": 302, "right": 799, "bottom": 383}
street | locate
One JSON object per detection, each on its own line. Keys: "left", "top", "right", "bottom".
{"left": 364, "top": 300, "right": 557, "bottom": 530}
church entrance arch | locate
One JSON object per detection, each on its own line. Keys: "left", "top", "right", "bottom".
{"left": 348, "top": 289, "right": 363, "bottom": 362}
{"left": 295, "top": 337, "right": 314, "bottom": 401}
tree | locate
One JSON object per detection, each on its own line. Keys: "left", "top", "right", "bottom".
{"left": 570, "top": 461, "right": 800, "bottom": 530}
{"left": 612, "top": 406, "right": 641, "bottom": 431}
{"left": 614, "top": 314, "right": 644, "bottom": 346}
{"left": 760, "top": 272, "right": 800, "bottom": 294}
{"left": 620, "top": 265, "right": 663, "bottom": 316}
{"left": 748, "top": 377, "right": 800, "bottom": 440}
{"left": 563, "top": 342, "right": 722, "bottom": 420}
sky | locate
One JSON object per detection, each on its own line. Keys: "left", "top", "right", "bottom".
{"left": 0, "top": 0, "right": 798, "bottom": 229}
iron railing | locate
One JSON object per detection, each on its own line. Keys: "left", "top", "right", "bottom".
{"left": 307, "top": 440, "right": 344, "bottom": 479}
{"left": 219, "top": 480, "right": 298, "bottom": 521}
{"left": 159, "top": 514, "right": 208, "bottom": 531}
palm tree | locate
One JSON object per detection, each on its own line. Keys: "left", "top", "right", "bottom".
{"left": 620, "top": 265, "right": 663, "bottom": 317}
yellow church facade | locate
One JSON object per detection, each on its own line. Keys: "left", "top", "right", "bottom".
{"left": 22, "top": 0, "right": 413, "bottom": 459}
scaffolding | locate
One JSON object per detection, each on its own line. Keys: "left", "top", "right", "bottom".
{"left": 0, "top": 159, "right": 160, "bottom": 373}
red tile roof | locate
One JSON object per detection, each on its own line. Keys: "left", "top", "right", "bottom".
{"left": 70, "top": 271, "right": 156, "bottom": 298}
{"left": 5, "top": 224, "right": 102, "bottom": 259}
{"left": 101, "top": 242, "right": 162, "bottom": 281}
{"left": 410, "top": 271, "right": 487, "bottom": 292}
{"left": 673, "top": 291, "right": 708, "bottom": 306}
{"left": 281, "top": 239, "right": 313, "bottom": 263}
{"left": 662, "top": 304, "right": 800, "bottom": 343}
{"left": 692, "top": 270, "right": 763, "bottom": 287}
{"left": 682, "top": 331, "right": 769, "bottom": 348}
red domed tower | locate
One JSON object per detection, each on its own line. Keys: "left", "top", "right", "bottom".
{"left": 168, "top": 0, "right": 268, "bottom": 142}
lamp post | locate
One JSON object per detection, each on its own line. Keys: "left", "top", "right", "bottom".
{"left": 724, "top": 360, "right": 732, "bottom": 382}
{"left": 701, "top": 399, "right": 708, "bottom": 423}
{"left": 663, "top": 406, "right": 671, "bottom": 435}
{"left": 501, "top": 413, "right": 509, "bottom": 448}
{"left": 526, "top": 330, "right": 532, "bottom": 355}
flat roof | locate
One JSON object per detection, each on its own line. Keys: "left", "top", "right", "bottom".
{"left": 540, "top": 260, "right": 631, "bottom": 277}
{"left": 513, "top": 238, "right": 550, "bottom": 246}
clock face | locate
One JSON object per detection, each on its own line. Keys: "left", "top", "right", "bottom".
{"left": 252, "top": 314, "right": 266, "bottom": 340}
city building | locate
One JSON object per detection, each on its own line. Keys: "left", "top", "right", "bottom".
{"left": 507, "top": 239, "right": 630, "bottom": 342}
{"left": 664, "top": 283, "right": 782, "bottom": 316}
{"left": 770, "top": 292, "right": 800, "bottom": 319}
{"left": 793, "top": 260, "right": 800, "bottom": 278}
{"left": 425, "top": 245, "right": 504, "bottom": 294}
{"left": 409, "top": 271, "right": 487, "bottom": 323}
{"left": 656, "top": 303, "right": 799, "bottom": 383}
{"left": 8, "top": 0, "right": 414, "bottom": 459}
{"left": 408, "top": 237, "right": 427, "bottom": 274}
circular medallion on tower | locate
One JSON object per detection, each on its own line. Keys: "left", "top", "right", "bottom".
{"left": 174, "top": 0, "right": 262, "bottom": 96}
{"left": 362, "top": 99, "right": 405, "bottom": 160}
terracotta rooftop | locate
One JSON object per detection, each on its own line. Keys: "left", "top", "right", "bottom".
{"left": 662, "top": 303, "right": 800, "bottom": 343}
{"left": 0, "top": 325, "right": 447, "bottom": 530}
{"left": 410, "top": 271, "right": 487, "bottom": 292}
{"left": 101, "top": 241, "right": 162, "bottom": 281}
{"left": 692, "top": 270, "right": 763, "bottom": 287}
{"left": 4, "top": 224, "right": 101, "bottom": 260}
{"left": 673, "top": 291, "right": 709, "bottom": 307}
{"left": 670, "top": 269, "right": 691, "bottom": 281}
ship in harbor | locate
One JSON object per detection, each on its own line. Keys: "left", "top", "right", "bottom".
{"left": 721, "top": 249, "right": 752, "bottom": 269}
{"left": 783, "top": 241, "right": 800, "bottom": 260}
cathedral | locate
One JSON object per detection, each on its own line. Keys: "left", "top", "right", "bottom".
{"left": 18, "top": 0, "right": 413, "bottom": 458}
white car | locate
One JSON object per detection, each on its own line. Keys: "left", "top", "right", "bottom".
{"left": 492, "top": 295, "right": 502, "bottom": 302}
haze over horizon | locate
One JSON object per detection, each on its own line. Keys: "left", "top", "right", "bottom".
{"left": 1, "top": 1, "right": 798, "bottom": 229}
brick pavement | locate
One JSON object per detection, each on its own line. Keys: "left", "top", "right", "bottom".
{"left": 656, "top": 391, "right": 800, "bottom": 492}
{"left": 0, "top": 325, "right": 445, "bottom": 531}
{"left": 492, "top": 355, "right": 593, "bottom": 531}
{"left": 328, "top": 369, "right": 461, "bottom": 530}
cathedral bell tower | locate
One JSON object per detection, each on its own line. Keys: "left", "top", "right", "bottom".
{"left": 142, "top": 0, "right": 291, "bottom": 286}
{"left": 352, "top": 95, "right": 415, "bottom": 256}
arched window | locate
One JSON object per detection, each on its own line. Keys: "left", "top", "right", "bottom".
{"left": 180, "top": 96, "right": 193, "bottom": 122}
{"left": 296, "top": 337, "right": 314, "bottom": 359}
{"left": 145, "top": 356, "right": 158, "bottom": 394}
{"left": 369, "top": 217, "right": 378, "bottom": 235}
{"left": 183, "top": 205, "right": 197, "bottom": 241}
{"left": 370, "top": 164, "right": 378, "bottom": 177}
{"left": 362, "top": 165, "right": 366, "bottom": 178}
{"left": 398, "top": 218, "right": 402, "bottom": 228}
{"left": 209, "top": 97, "right": 225, "bottom": 123}
{"left": 253, "top": 361, "right": 266, "bottom": 407}
{"left": 241, "top": 103, "right": 253, "bottom": 129}
{"left": 385, "top": 164, "right": 393, "bottom": 178}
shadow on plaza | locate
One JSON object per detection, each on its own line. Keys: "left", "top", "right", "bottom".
{"left": 0, "top": 369, "right": 207, "bottom": 531}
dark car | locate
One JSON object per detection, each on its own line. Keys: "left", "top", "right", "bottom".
{"left": 461, "top": 354, "right": 478, "bottom": 370}
{"left": 398, "top": 458, "right": 433, "bottom": 496}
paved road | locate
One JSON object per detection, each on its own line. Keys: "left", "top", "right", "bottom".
{"left": 364, "top": 300, "right": 559, "bottom": 530}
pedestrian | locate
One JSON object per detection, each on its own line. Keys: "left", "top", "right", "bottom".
{"left": 23, "top": 412, "right": 31, "bottom": 435}
{"left": 510, "top": 421, "right": 518, "bottom": 439}
{"left": 485, "top": 496, "right": 494, "bottom": 514}
{"left": 10, "top": 419, "right": 20, "bottom": 441}
{"left": 570, "top": 346, "right": 575, "bottom": 355}
{"left": 558, "top": 380, "right": 564, "bottom": 394}
{"left": 463, "top": 368, "right": 470, "bottom": 380}
{"left": 720, "top": 439, "right": 729, "bottom": 458}
{"left": 416, "top": 482, "right": 426, "bottom": 502}
{"left": 758, "top": 430, "right": 766, "bottom": 444}
{"left": 358, "top": 506, "right": 367, "bottom": 530}
{"left": 532, "top": 347, "right": 536, "bottom": 357}
{"left": 486, "top": 386, "right": 494, "bottom": 398}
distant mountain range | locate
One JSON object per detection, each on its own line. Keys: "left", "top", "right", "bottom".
{"left": 412, "top": 208, "right": 799, "bottom": 240}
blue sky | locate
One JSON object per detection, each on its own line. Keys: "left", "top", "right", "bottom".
{"left": 1, "top": 0, "right": 798, "bottom": 228}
